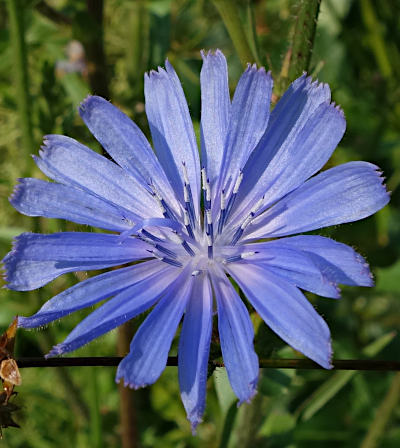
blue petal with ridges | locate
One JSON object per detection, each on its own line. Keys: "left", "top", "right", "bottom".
{"left": 78, "top": 96, "right": 180, "bottom": 215}
{"left": 234, "top": 74, "right": 331, "bottom": 216}
{"left": 11, "top": 178, "right": 133, "bottom": 231}
{"left": 235, "top": 242, "right": 340, "bottom": 298}
{"left": 268, "top": 235, "right": 373, "bottom": 286}
{"left": 116, "top": 267, "right": 193, "bottom": 388}
{"left": 216, "top": 64, "right": 273, "bottom": 200}
{"left": 3, "top": 232, "right": 150, "bottom": 291}
{"left": 145, "top": 62, "right": 200, "bottom": 214}
{"left": 18, "top": 260, "right": 168, "bottom": 328}
{"left": 200, "top": 50, "right": 230, "bottom": 189}
{"left": 211, "top": 268, "right": 259, "bottom": 404}
{"left": 246, "top": 162, "right": 389, "bottom": 240}
{"left": 227, "top": 263, "right": 332, "bottom": 369}
{"left": 46, "top": 263, "right": 180, "bottom": 356}
{"left": 232, "top": 101, "right": 345, "bottom": 223}
{"left": 179, "top": 273, "right": 213, "bottom": 432}
{"left": 35, "top": 135, "right": 160, "bottom": 220}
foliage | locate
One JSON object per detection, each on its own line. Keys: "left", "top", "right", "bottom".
{"left": 0, "top": 0, "right": 399, "bottom": 446}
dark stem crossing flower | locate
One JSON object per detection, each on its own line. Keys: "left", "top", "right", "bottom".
{"left": 2, "top": 50, "right": 389, "bottom": 431}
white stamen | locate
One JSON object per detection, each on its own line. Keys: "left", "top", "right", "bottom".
{"left": 241, "top": 213, "right": 254, "bottom": 230}
{"left": 184, "top": 210, "right": 190, "bottom": 226}
{"left": 153, "top": 195, "right": 166, "bottom": 214}
{"left": 220, "top": 190, "right": 226, "bottom": 210}
{"left": 206, "top": 233, "right": 212, "bottom": 247}
{"left": 241, "top": 251, "right": 257, "bottom": 259}
{"left": 169, "top": 230, "right": 184, "bottom": 244}
{"left": 183, "top": 184, "right": 189, "bottom": 202}
{"left": 191, "top": 270, "right": 201, "bottom": 276}
{"left": 233, "top": 170, "right": 243, "bottom": 194}
{"left": 182, "top": 162, "right": 190, "bottom": 185}
{"left": 149, "top": 182, "right": 163, "bottom": 200}
{"left": 147, "top": 249, "right": 163, "bottom": 261}
{"left": 252, "top": 195, "right": 265, "bottom": 214}
{"left": 201, "top": 168, "right": 207, "bottom": 189}
{"left": 206, "top": 183, "right": 211, "bottom": 202}
{"left": 206, "top": 209, "right": 212, "bottom": 224}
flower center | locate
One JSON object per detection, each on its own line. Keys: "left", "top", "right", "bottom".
{"left": 137, "top": 165, "right": 262, "bottom": 273}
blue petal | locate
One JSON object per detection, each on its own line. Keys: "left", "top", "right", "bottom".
{"left": 237, "top": 242, "right": 340, "bottom": 298}
{"left": 246, "top": 162, "right": 389, "bottom": 240}
{"left": 270, "top": 235, "right": 373, "bottom": 286}
{"left": 11, "top": 178, "right": 132, "bottom": 231}
{"left": 78, "top": 96, "right": 180, "bottom": 214}
{"left": 211, "top": 269, "right": 259, "bottom": 404}
{"left": 3, "top": 232, "right": 150, "bottom": 291}
{"left": 216, "top": 64, "right": 273, "bottom": 199}
{"left": 116, "top": 268, "right": 193, "bottom": 388}
{"left": 35, "top": 135, "right": 160, "bottom": 220}
{"left": 227, "top": 263, "right": 332, "bottom": 369}
{"left": 18, "top": 260, "right": 168, "bottom": 328}
{"left": 234, "top": 74, "right": 331, "bottom": 217}
{"left": 46, "top": 262, "right": 180, "bottom": 356}
{"left": 144, "top": 61, "right": 200, "bottom": 214}
{"left": 200, "top": 50, "right": 230, "bottom": 189}
{"left": 179, "top": 274, "right": 213, "bottom": 432}
{"left": 233, "top": 101, "right": 345, "bottom": 222}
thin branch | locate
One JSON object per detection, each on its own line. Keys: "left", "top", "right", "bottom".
{"left": 213, "top": 0, "right": 260, "bottom": 66}
{"left": 16, "top": 357, "right": 400, "bottom": 371}
{"left": 35, "top": 1, "right": 72, "bottom": 25}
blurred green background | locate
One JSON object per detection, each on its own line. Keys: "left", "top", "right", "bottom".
{"left": 0, "top": 0, "right": 400, "bottom": 446}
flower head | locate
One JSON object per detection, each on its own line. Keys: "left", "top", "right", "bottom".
{"left": 2, "top": 50, "right": 389, "bottom": 431}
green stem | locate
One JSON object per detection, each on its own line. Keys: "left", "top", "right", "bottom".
{"left": 89, "top": 368, "right": 103, "bottom": 448}
{"left": 360, "top": 0, "right": 392, "bottom": 79}
{"left": 127, "top": 0, "right": 150, "bottom": 100}
{"left": 232, "top": 387, "right": 269, "bottom": 448}
{"left": 84, "top": 0, "right": 110, "bottom": 98}
{"left": 6, "top": 0, "right": 35, "bottom": 162}
{"left": 213, "top": 0, "right": 260, "bottom": 66}
{"left": 276, "top": 0, "right": 321, "bottom": 98}
{"left": 361, "top": 372, "right": 400, "bottom": 448}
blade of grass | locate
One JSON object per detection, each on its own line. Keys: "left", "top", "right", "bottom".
{"left": 88, "top": 367, "right": 103, "bottom": 448}
{"left": 212, "top": 0, "right": 260, "bottom": 66}
{"left": 361, "top": 372, "right": 400, "bottom": 448}
{"left": 295, "top": 331, "right": 396, "bottom": 421}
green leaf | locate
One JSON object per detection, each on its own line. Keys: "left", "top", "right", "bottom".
{"left": 376, "top": 261, "right": 400, "bottom": 293}
{"left": 259, "top": 411, "right": 296, "bottom": 437}
{"left": 0, "top": 226, "right": 27, "bottom": 242}
{"left": 213, "top": 368, "right": 237, "bottom": 416}
{"left": 296, "top": 331, "right": 396, "bottom": 421}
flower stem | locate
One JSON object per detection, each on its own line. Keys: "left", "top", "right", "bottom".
{"left": 275, "top": 0, "right": 321, "bottom": 98}
{"left": 83, "top": 0, "right": 110, "bottom": 98}
{"left": 212, "top": 0, "right": 260, "bottom": 66}
{"left": 6, "top": 0, "right": 35, "bottom": 162}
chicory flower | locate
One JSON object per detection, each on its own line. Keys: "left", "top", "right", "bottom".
{"left": 3, "top": 50, "right": 389, "bottom": 430}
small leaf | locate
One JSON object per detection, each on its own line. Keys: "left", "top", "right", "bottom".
{"left": 213, "top": 368, "right": 237, "bottom": 416}
{"left": 296, "top": 331, "right": 396, "bottom": 421}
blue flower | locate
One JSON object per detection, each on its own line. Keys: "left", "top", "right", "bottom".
{"left": 3, "top": 50, "right": 389, "bottom": 430}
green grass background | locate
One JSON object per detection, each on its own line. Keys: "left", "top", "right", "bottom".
{"left": 0, "top": 0, "right": 400, "bottom": 446}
